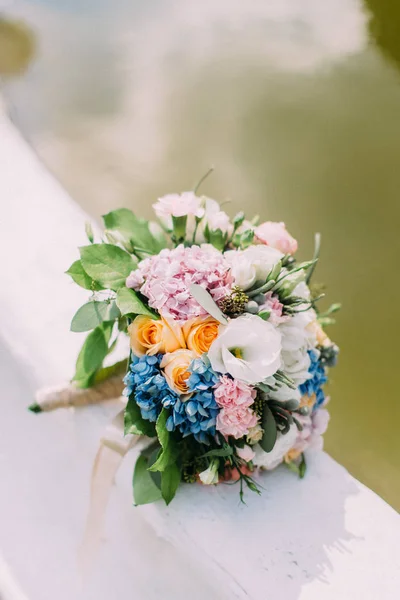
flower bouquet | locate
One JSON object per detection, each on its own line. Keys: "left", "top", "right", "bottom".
{"left": 60, "top": 178, "right": 339, "bottom": 505}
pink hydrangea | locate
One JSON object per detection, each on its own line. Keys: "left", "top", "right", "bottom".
{"left": 255, "top": 221, "right": 298, "bottom": 254}
{"left": 214, "top": 376, "right": 256, "bottom": 409}
{"left": 258, "top": 291, "right": 289, "bottom": 326}
{"left": 126, "top": 244, "right": 233, "bottom": 323}
{"left": 217, "top": 406, "right": 258, "bottom": 439}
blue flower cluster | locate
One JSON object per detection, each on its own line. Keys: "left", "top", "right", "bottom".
{"left": 165, "top": 391, "right": 219, "bottom": 444}
{"left": 165, "top": 357, "right": 220, "bottom": 444}
{"left": 187, "top": 356, "right": 219, "bottom": 391}
{"left": 299, "top": 349, "right": 328, "bottom": 409}
{"left": 123, "top": 354, "right": 220, "bottom": 443}
{"left": 123, "top": 354, "right": 177, "bottom": 422}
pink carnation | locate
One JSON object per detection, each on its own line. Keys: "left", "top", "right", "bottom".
{"left": 255, "top": 221, "right": 298, "bottom": 254}
{"left": 217, "top": 406, "right": 258, "bottom": 439}
{"left": 214, "top": 376, "right": 256, "bottom": 409}
{"left": 153, "top": 192, "right": 204, "bottom": 219}
{"left": 258, "top": 291, "right": 289, "bottom": 326}
{"left": 125, "top": 244, "right": 233, "bottom": 323}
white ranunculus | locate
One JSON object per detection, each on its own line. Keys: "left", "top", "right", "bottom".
{"left": 278, "top": 310, "right": 317, "bottom": 386}
{"left": 252, "top": 425, "right": 298, "bottom": 470}
{"left": 208, "top": 314, "right": 282, "bottom": 384}
{"left": 225, "top": 245, "right": 283, "bottom": 290}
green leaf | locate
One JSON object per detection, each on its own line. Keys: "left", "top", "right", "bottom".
{"left": 148, "top": 409, "right": 177, "bottom": 472}
{"left": 103, "top": 208, "right": 166, "bottom": 255}
{"left": 189, "top": 284, "right": 228, "bottom": 325}
{"left": 161, "top": 463, "right": 181, "bottom": 505}
{"left": 133, "top": 454, "right": 162, "bottom": 505}
{"left": 73, "top": 325, "right": 109, "bottom": 388}
{"left": 259, "top": 404, "right": 277, "bottom": 453}
{"left": 80, "top": 244, "right": 137, "bottom": 291}
{"left": 70, "top": 300, "right": 120, "bottom": 332}
{"left": 93, "top": 358, "right": 128, "bottom": 385}
{"left": 201, "top": 447, "right": 233, "bottom": 458}
{"left": 258, "top": 310, "right": 271, "bottom": 321}
{"left": 124, "top": 395, "right": 156, "bottom": 437}
{"left": 306, "top": 233, "right": 321, "bottom": 284}
{"left": 116, "top": 287, "right": 159, "bottom": 319}
{"left": 65, "top": 260, "right": 103, "bottom": 291}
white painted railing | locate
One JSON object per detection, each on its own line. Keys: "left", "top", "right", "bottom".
{"left": 1, "top": 102, "right": 399, "bottom": 600}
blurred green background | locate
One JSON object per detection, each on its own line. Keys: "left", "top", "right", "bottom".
{"left": 1, "top": 1, "right": 399, "bottom": 509}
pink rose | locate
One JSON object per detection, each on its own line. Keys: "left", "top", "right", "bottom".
{"left": 214, "top": 376, "right": 256, "bottom": 409}
{"left": 217, "top": 406, "right": 258, "bottom": 439}
{"left": 255, "top": 221, "right": 298, "bottom": 254}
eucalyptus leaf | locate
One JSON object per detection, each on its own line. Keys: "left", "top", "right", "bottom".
{"left": 189, "top": 284, "right": 228, "bottom": 325}
{"left": 133, "top": 454, "right": 162, "bottom": 505}
{"left": 124, "top": 396, "right": 156, "bottom": 437}
{"left": 80, "top": 244, "right": 137, "bottom": 291}
{"left": 65, "top": 259, "right": 103, "bottom": 291}
{"left": 259, "top": 404, "right": 277, "bottom": 453}
{"left": 116, "top": 287, "right": 159, "bottom": 319}
{"left": 161, "top": 463, "right": 181, "bottom": 505}
{"left": 70, "top": 300, "right": 120, "bottom": 332}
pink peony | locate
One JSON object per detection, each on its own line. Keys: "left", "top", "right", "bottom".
{"left": 153, "top": 192, "right": 204, "bottom": 219}
{"left": 214, "top": 376, "right": 256, "bottom": 409}
{"left": 258, "top": 291, "right": 289, "bottom": 325}
{"left": 126, "top": 244, "right": 233, "bottom": 323}
{"left": 217, "top": 406, "right": 258, "bottom": 439}
{"left": 255, "top": 221, "right": 298, "bottom": 254}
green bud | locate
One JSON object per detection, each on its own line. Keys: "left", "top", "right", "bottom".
{"left": 233, "top": 211, "right": 245, "bottom": 229}
{"left": 267, "top": 260, "right": 282, "bottom": 282}
{"left": 239, "top": 229, "right": 255, "bottom": 249}
{"left": 245, "top": 300, "right": 259, "bottom": 314}
{"left": 85, "top": 221, "right": 94, "bottom": 243}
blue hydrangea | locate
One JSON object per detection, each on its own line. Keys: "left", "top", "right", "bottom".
{"left": 187, "top": 356, "right": 219, "bottom": 392}
{"left": 299, "top": 349, "right": 328, "bottom": 409}
{"left": 164, "top": 390, "right": 219, "bottom": 444}
{"left": 123, "top": 354, "right": 178, "bottom": 423}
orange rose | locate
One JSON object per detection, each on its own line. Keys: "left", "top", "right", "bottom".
{"left": 160, "top": 349, "right": 196, "bottom": 394}
{"left": 128, "top": 315, "right": 185, "bottom": 357}
{"left": 183, "top": 316, "right": 220, "bottom": 356}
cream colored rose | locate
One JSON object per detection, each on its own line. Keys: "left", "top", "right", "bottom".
{"left": 128, "top": 315, "right": 185, "bottom": 357}
{"left": 160, "top": 349, "right": 196, "bottom": 394}
{"left": 182, "top": 316, "right": 220, "bottom": 356}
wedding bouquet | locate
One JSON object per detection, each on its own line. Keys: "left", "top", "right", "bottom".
{"left": 64, "top": 179, "right": 339, "bottom": 505}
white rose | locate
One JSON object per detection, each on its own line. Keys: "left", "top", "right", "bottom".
{"left": 278, "top": 310, "right": 317, "bottom": 386}
{"left": 225, "top": 245, "right": 283, "bottom": 291}
{"left": 252, "top": 425, "right": 298, "bottom": 470}
{"left": 208, "top": 314, "right": 282, "bottom": 384}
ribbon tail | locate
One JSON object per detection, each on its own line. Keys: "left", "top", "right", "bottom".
{"left": 78, "top": 407, "right": 140, "bottom": 576}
